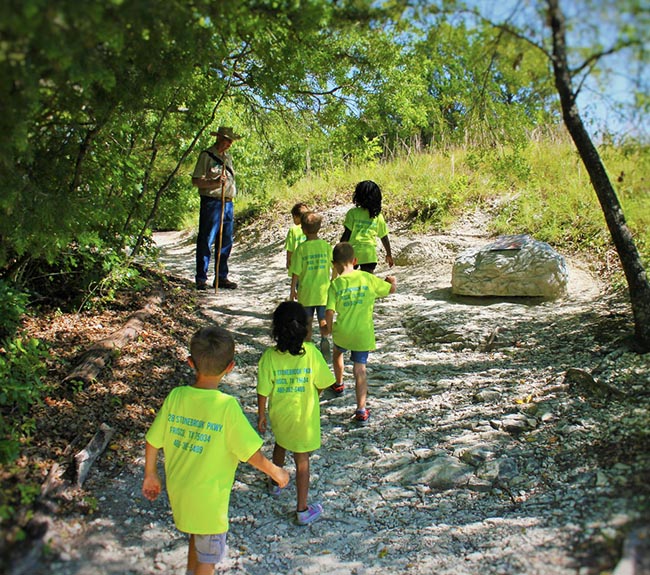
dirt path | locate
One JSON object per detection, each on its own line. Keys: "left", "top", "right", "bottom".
{"left": 22, "top": 209, "right": 649, "bottom": 575}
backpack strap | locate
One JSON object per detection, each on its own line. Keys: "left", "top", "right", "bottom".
{"left": 203, "top": 150, "right": 234, "bottom": 177}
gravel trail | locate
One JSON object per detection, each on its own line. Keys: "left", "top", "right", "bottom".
{"left": 23, "top": 208, "right": 649, "bottom": 575}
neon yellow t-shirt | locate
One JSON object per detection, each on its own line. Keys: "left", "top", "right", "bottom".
{"left": 284, "top": 224, "right": 306, "bottom": 277}
{"left": 146, "top": 385, "right": 263, "bottom": 534}
{"left": 288, "top": 239, "right": 333, "bottom": 306}
{"left": 343, "top": 207, "right": 388, "bottom": 265}
{"left": 257, "top": 342, "right": 334, "bottom": 453}
{"left": 284, "top": 224, "right": 306, "bottom": 252}
{"left": 326, "top": 270, "right": 392, "bottom": 351}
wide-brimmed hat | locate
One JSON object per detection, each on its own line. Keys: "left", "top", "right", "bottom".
{"left": 210, "top": 126, "right": 242, "bottom": 141}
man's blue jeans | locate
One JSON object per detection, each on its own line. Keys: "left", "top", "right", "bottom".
{"left": 195, "top": 196, "right": 234, "bottom": 285}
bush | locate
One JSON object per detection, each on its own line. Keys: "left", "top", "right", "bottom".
{"left": 0, "top": 337, "right": 48, "bottom": 464}
{"left": 0, "top": 281, "right": 49, "bottom": 463}
{"left": 0, "top": 281, "right": 28, "bottom": 341}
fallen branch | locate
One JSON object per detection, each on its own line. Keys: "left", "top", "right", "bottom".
{"left": 40, "top": 462, "right": 65, "bottom": 499}
{"left": 64, "top": 290, "right": 163, "bottom": 385}
{"left": 74, "top": 423, "right": 115, "bottom": 487}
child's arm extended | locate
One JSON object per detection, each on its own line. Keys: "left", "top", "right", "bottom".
{"left": 257, "top": 394, "right": 268, "bottom": 434}
{"left": 380, "top": 235, "right": 394, "bottom": 268}
{"left": 142, "top": 441, "right": 162, "bottom": 501}
{"left": 385, "top": 275, "right": 397, "bottom": 294}
{"left": 290, "top": 274, "right": 299, "bottom": 301}
{"left": 247, "top": 449, "right": 290, "bottom": 488}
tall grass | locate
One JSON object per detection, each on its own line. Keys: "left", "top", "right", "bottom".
{"left": 489, "top": 139, "right": 649, "bottom": 265}
{"left": 236, "top": 136, "right": 649, "bottom": 266}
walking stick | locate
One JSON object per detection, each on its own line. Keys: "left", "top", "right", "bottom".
{"left": 214, "top": 164, "right": 227, "bottom": 294}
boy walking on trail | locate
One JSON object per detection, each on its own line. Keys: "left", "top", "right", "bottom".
{"left": 284, "top": 202, "right": 309, "bottom": 273}
{"left": 142, "top": 326, "right": 289, "bottom": 575}
{"left": 325, "top": 242, "right": 396, "bottom": 425}
{"left": 289, "top": 212, "right": 333, "bottom": 354}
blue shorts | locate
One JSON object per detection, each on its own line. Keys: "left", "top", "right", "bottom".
{"left": 333, "top": 344, "right": 369, "bottom": 364}
{"left": 304, "top": 305, "right": 326, "bottom": 322}
{"left": 194, "top": 532, "right": 228, "bottom": 564}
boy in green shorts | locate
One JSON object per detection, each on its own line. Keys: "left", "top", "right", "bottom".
{"left": 284, "top": 202, "right": 309, "bottom": 273}
{"left": 325, "top": 242, "right": 396, "bottom": 425}
{"left": 289, "top": 212, "right": 334, "bottom": 355}
{"left": 142, "top": 326, "right": 289, "bottom": 575}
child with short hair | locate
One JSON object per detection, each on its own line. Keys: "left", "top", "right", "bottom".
{"left": 341, "top": 180, "right": 393, "bottom": 274}
{"left": 284, "top": 202, "right": 309, "bottom": 273}
{"left": 257, "top": 301, "right": 335, "bottom": 525}
{"left": 289, "top": 212, "right": 333, "bottom": 354}
{"left": 142, "top": 326, "right": 289, "bottom": 575}
{"left": 325, "top": 242, "right": 396, "bottom": 425}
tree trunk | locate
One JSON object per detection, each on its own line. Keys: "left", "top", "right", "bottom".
{"left": 547, "top": 0, "right": 650, "bottom": 352}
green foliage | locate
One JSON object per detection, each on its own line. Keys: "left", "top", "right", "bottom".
{"left": 0, "top": 336, "right": 48, "bottom": 464}
{"left": 12, "top": 234, "right": 149, "bottom": 311}
{"left": 608, "top": 143, "right": 650, "bottom": 266}
{"left": 281, "top": 136, "right": 649, "bottom": 272}
{"left": 0, "top": 280, "right": 46, "bottom": 464}
{"left": 0, "top": 281, "right": 28, "bottom": 341}
{"left": 236, "top": 189, "right": 277, "bottom": 227}
{"left": 487, "top": 139, "right": 650, "bottom": 260}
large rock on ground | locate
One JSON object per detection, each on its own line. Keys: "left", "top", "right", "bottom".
{"left": 451, "top": 234, "right": 568, "bottom": 299}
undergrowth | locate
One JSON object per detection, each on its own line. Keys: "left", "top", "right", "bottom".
{"left": 238, "top": 136, "right": 649, "bottom": 270}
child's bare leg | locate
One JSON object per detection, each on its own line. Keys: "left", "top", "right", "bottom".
{"left": 353, "top": 362, "right": 368, "bottom": 411}
{"left": 333, "top": 346, "right": 344, "bottom": 385}
{"left": 318, "top": 319, "right": 328, "bottom": 338}
{"left": 195, "top": 562, "right": 215, "bottom": 575}
{"left": 272, "top": 443, "right": 286, "bottom": 470}
{"left": 293, "top": 452, "right": 311, "bottom": 511}
{"left": 188, "top": 535, "right": 197, "bottom": 574}
{"left": 188, "top": 536, "right": 216, "bottom": 575}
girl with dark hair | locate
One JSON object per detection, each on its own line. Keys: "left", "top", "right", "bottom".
{"left": 341, "top": 180, "right": 394, "bottom": 273}
{"left": 256, "top": 301, "right": 335, "bottom": 525}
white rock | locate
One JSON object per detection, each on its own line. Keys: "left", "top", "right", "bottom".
{"left": 451, "top": 234, "right": 568, "bottom": 298}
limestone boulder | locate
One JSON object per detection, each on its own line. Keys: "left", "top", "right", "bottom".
{"left": 451, "top": 234, "right": 568, "bottom": 299}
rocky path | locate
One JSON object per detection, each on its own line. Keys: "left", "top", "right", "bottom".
{"left": 25, "top": 209, "right": 649, "bottom": 575}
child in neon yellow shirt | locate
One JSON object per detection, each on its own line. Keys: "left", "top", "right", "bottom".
{"left": 257, "top": 301, "right": 335, "bottom": 525}
{"left": 325, "top": 242, "right": 396, "bottom": 425}
{"left": 289, "top": 212, "right": 334, "bottom": 353}
{"left": 284, "top": 202, "right": 309, "bottom": 275}
{"left": 142, "top": 326, "right": 289, "bottom": 575}
{"left": 341, "top": 180, "right": 394, "bottom": 274}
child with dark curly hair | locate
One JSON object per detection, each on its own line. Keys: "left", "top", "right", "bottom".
{"left": 256, "top": 301, "right": 335, "bottom": 525}
{"left": 341, "top": 180, "right": 394, "bottom": 274}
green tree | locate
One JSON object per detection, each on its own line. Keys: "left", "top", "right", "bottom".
{"left": 545, "top": 0, "right": 650, "bottom": 350}
{"left": 1, "top": 1, "right": 388, "bottom": 279}
{"left": 442, "top": 0, "right": 650, "bottom": 350}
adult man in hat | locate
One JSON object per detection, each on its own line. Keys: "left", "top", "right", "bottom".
{"left": 192, "top": 127, "right": 242, "bottom": 290}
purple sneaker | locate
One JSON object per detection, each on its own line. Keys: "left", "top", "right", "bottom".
{"left": 268, "top": 479, "right": 286, "bottom": 496}
{"left": 296, "top": 502, "right": 323, "bottom": 525}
